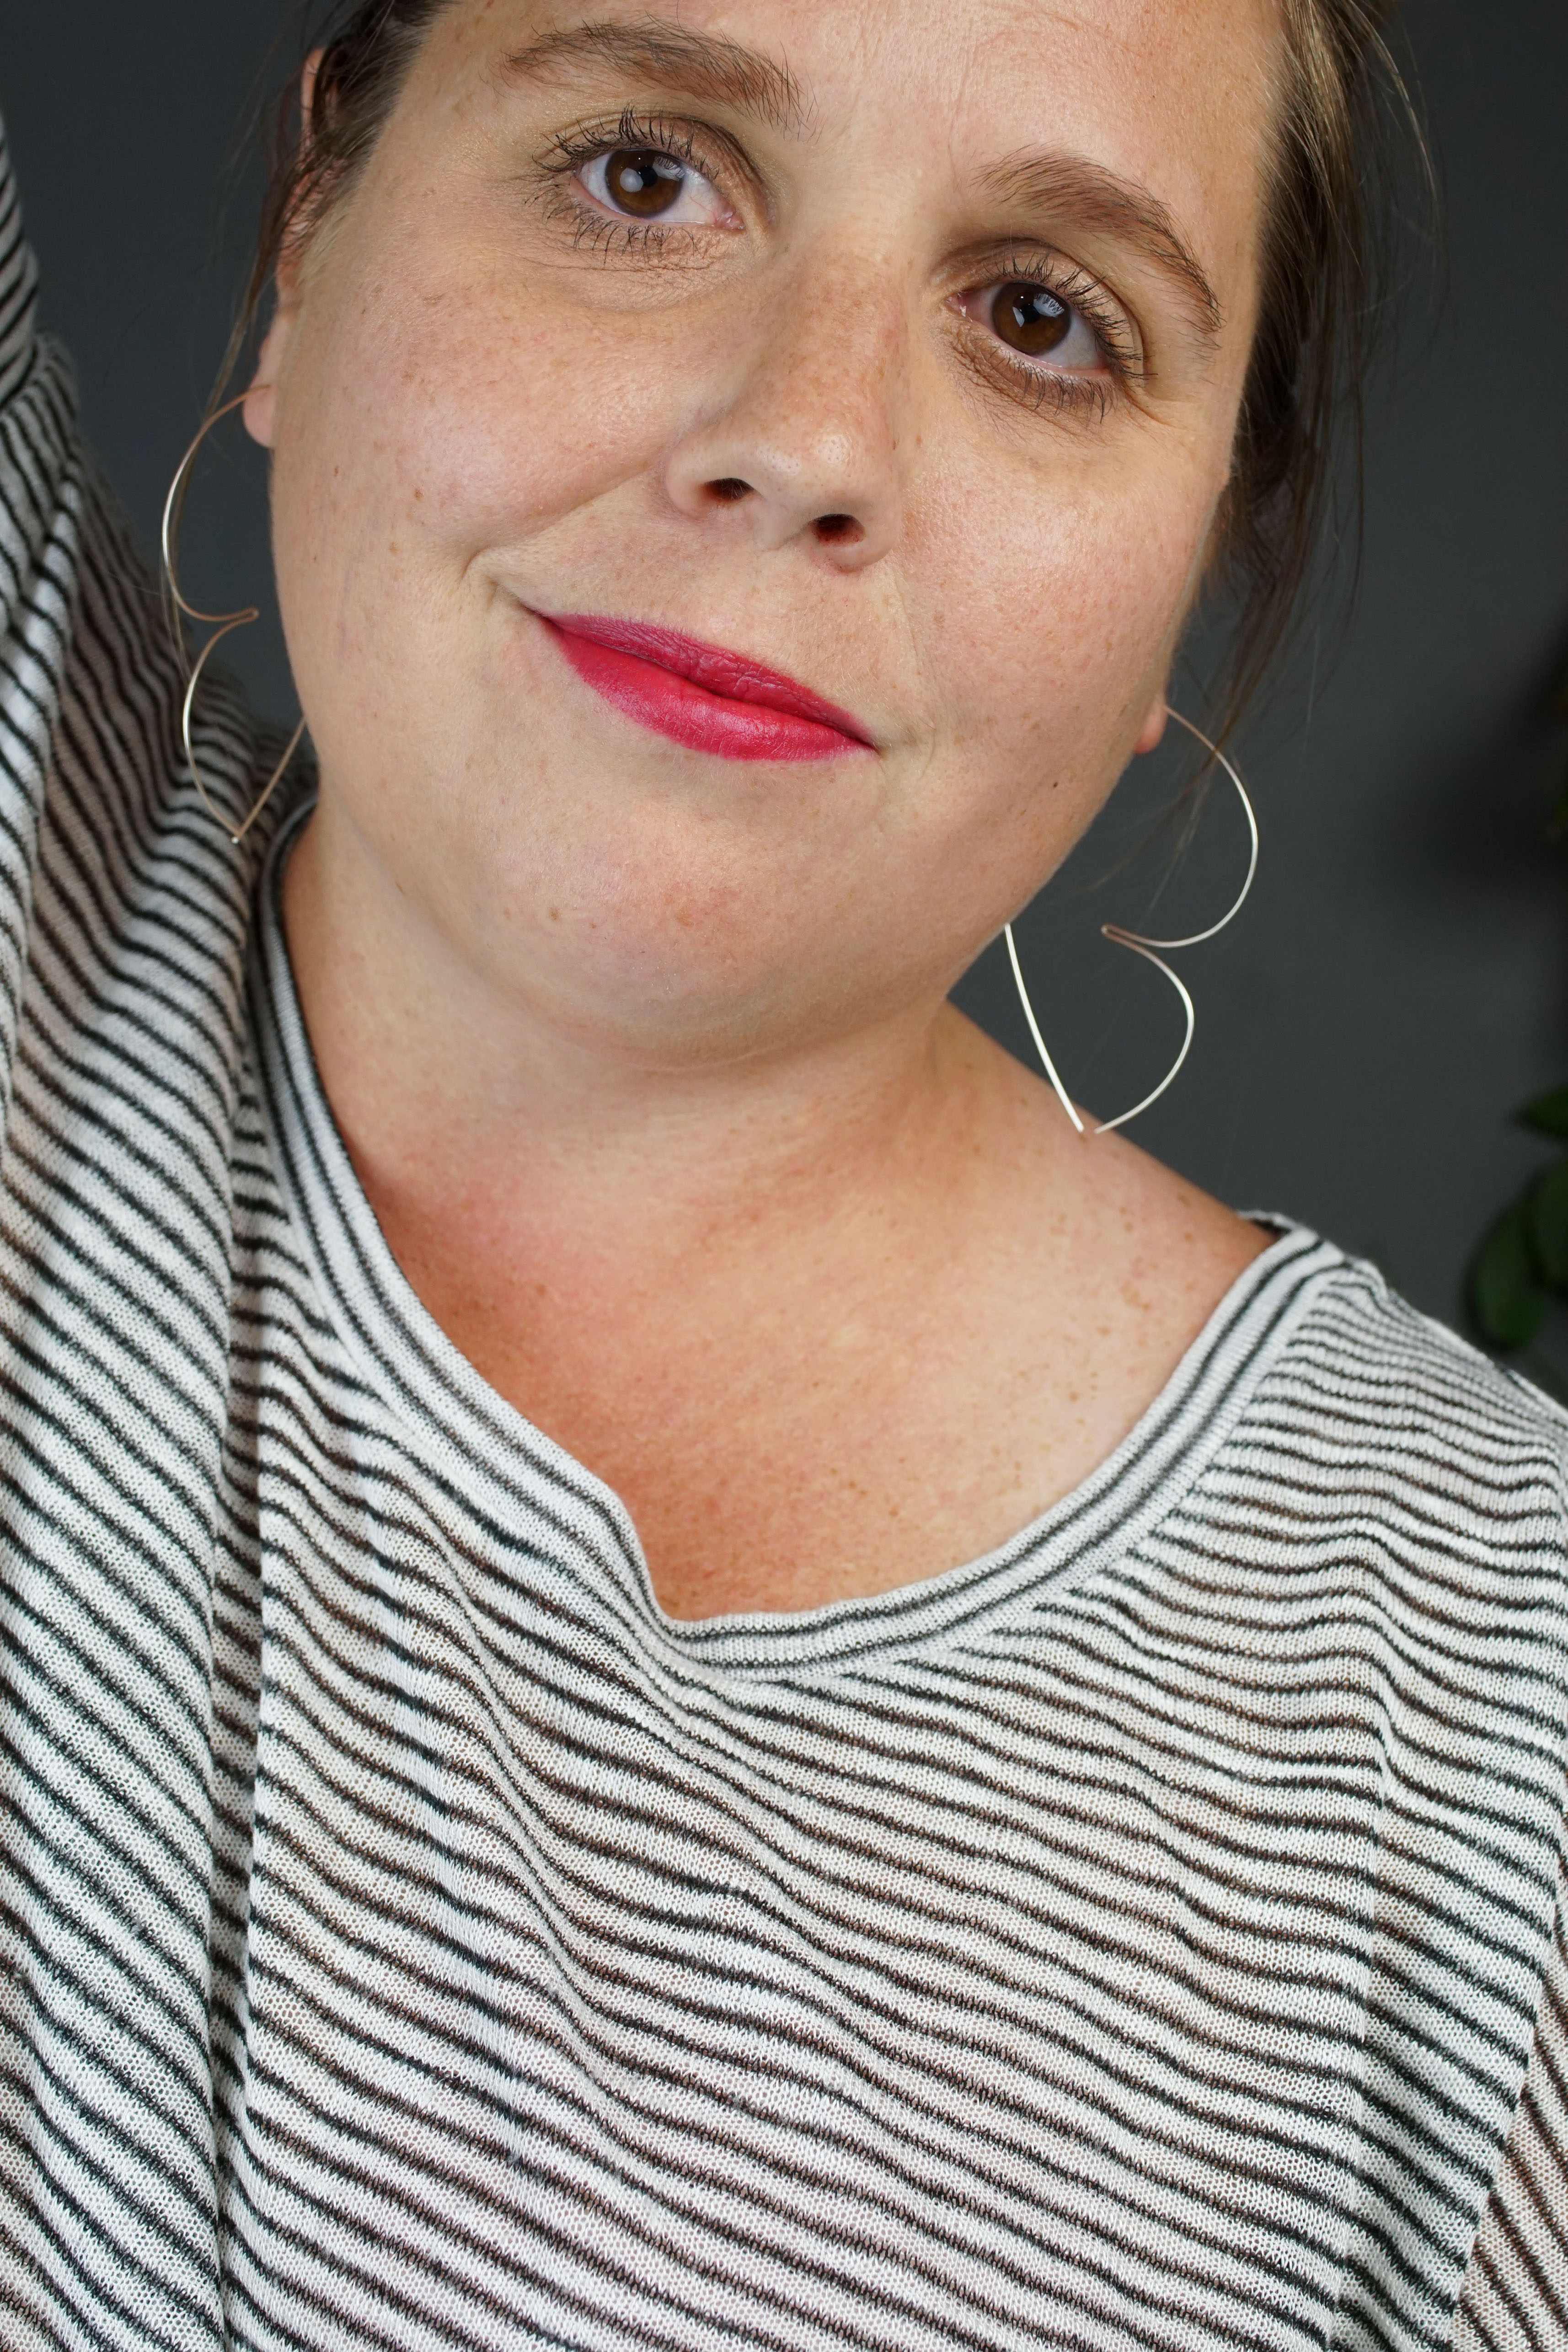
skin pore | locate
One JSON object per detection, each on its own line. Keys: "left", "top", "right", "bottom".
{"left": 248, "top": 0, "right": 1278, "bottom": 1620}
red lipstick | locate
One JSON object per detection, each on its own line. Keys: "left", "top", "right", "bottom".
{"left": 538, "top": 613, "right": 874, "bottom": 762}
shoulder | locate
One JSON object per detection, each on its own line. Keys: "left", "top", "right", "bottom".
{"left": 1145, "top": 1237, "right": 1568, "bottom": 2345}
{"left": 1256, "top": 1236, "right": 1568, "bottom": 1510}
{"left": 1202, "top": 1232, "right": 1568, "bottom": 1645}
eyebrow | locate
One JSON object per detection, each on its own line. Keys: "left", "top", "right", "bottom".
{"left": 502, "top": 18, "right": 806, "bottom": 137}
{"left": 983, "top": 154, "right": 1223, "bottom": 345}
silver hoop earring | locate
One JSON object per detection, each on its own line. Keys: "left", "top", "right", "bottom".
{"left": 161, "top": 391, "right": 308, "bottom": 847}
{"left": 1004, "top": 706, "right": 1259, "bottom": 1136}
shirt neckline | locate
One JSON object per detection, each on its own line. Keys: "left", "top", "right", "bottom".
{"left": 249, "top": 806, "right": 1349, "bottom": 1672}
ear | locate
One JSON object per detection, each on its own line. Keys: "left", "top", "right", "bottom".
{"left": 242, "top": 52, "right": 326, "bottom": 455}
{"left": 1133, "top": 693, "right": 1169, "bottom": 757}
{"left": 241, "top": 313, "right": 292, "bottom": 452}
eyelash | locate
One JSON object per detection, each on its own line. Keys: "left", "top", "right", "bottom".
{"left": 962, "top": 252, "right": 1143, "bottom": 419}
{"left": 539, "top": 110, "right": 737, "bottom": 256}
{"left": 536, "top": 113, "right": 1141, "bottom": 414}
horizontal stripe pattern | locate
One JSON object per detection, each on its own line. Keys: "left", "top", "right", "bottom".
{"left": 1453, "top": 1870, "right": 1568, "bottom": 2349}
{"left": 0, "top": 108, "right": 1566, "bottom": 2352}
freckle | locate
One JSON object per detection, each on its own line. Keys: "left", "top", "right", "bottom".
{"left": 548, "top": 906, "right": 561, "bottom": 922}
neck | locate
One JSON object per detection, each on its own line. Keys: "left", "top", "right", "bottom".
{"left": 280, "top": 793, "right": 1040, "bottom": 1273}
{"left": 278, "top": 789, "right": 1263, "bottom": 1622}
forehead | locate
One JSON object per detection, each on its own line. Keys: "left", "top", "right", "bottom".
{"left": 444, "top": 0, "right": 1281, "bottom": 179}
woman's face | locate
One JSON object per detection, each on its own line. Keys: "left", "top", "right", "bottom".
{"left": 250, "top": 0, "right": 1277, "bottom": 1065}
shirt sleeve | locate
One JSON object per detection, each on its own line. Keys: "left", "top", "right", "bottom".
{"left": 0, "top": 108, "right": 40, "bottom": 409}
{"left": 1452, "top": 1851, "right": 1568, "bottom": 2345}
{"left": 0, "top": 103, "right": 84, "bottom": 1143}
{"left": 0, "top": 102, "right": 282, "bottom": 1170}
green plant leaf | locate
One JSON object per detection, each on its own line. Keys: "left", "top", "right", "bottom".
{"left": 1472, "top": 1204, "right": 1547, "bottom": 1346}
{"left": 1531, "top": 1160, "right": 1568, "bottom": 1286}
{"left": 1521, "top": 1085, "right": 1568, "bottom": 1139}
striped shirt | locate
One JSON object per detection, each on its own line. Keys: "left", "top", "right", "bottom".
{"left": 1, "top": 109, "right": 1566, "bottom": 2352}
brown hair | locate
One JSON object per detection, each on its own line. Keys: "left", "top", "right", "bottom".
{"left": 238, "top": 0, "right": 1424, "bottom": 736}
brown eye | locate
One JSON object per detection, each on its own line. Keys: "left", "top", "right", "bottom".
{"left": 601, "top": 150, "right": 685, "bottom": 219}
{"left": 990, "top": 283, "right": 1073, "bottom": 357}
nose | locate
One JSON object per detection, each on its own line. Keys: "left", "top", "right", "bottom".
{"left": 662, "top": 259, "right": 906, "bottom": 572}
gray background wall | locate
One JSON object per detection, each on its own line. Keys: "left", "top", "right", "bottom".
{"left": 3, "top": 1, "right": 1566, "bottom": 1334}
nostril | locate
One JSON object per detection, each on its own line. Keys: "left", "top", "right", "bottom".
{"left": 706, "top": 477, "right": 753, "bottom": 505}
{"left": 813, "top": 513, "right": 864, "bottom": 546}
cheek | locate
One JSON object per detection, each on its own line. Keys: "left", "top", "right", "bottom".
{"left": 905, "top": 449, "right": 1204, "bottom": 795}
{"left": 266, "top": 254, "right": 724, "bottom": 860}
{"left": 276, "top": 258, "right": 700, "bottom": 603}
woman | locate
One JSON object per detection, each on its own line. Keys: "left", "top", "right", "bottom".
{"left": 0, "top": 0, "right": 1563, "bottom": 2344}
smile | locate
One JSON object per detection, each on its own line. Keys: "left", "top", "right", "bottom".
{"left": 535, "top": 612, "right": 876, "bottom": 762}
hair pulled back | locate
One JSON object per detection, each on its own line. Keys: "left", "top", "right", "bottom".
{"left": 241, "top": 0, "right": 1420, "bottom": 734}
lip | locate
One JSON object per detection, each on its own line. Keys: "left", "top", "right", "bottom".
{"left": 535, "top": 612, "right": 875, "bottom": 763}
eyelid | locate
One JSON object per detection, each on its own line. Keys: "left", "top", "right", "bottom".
{"left": 952, "top": 286, "right": 1104, "bottom": 394}
{"left": 943, "top": 263, "right": 1149, "bottom": 426}
{"left": 577, "top": 149, "right": 735, "bottom": 232}
{"left": 948, "top": 246, "right": 1144, "bottom": 377}
{"left": 543, "top": 109, "right": 765, "bottom": 222}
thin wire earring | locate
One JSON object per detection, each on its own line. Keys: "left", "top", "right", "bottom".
{"left": 1004, "top": 705, "right": 1259, "bottom": 1136}
{"left": 161, "top": 391, "right": 308, "bottom": 847}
